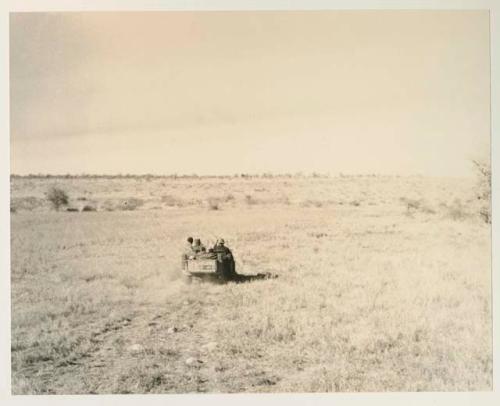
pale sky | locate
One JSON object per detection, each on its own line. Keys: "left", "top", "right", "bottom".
{"left": 10, "top": 11, "right": 490, "bottom": 176}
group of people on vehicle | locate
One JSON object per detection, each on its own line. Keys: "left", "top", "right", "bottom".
{"left": 185, "top": 237, "right": 207, "bottom": 255}
{"left": 182, "top": 236, "right": 237, "bottom": 280}
{"left": 184, "top": 236, "right": 229, "bottom": 257}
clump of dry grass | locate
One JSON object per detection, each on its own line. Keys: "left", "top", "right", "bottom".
{"left": 300, "top": 199, "right": 323, "bottom": 208}
{"left": 121, "top": 198, "right": 144, "bottom": 211}
{"left": 161, "top": 195, "right": 184, "bottom": 208}
{"left": 207, "top": 197, "right": 221, "bottom": 210}
{"left": 400, "top": 197, "right": 436, "bottom": 216}
{"left": 442, "top": 198, "right": 470, "bottom": 221}
{"left": 245, "top": 194, "right": 258, "bottom": 205}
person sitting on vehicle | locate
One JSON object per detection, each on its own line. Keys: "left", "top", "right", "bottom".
{"left": 182, "top": 237, "right": 195, "bottom": 268}
{"left": 213, "top": 239, "right": 237, "bottom": 278}
{"left": 213, "top": 238, "right": 228, "bottom": 253}
{"left": 186, "top": 237, "right": 194, "bottom": 252}
{"left": 192, "top": 238, "right": 206, "bottom": 254}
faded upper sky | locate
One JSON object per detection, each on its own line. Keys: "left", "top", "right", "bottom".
{"left": 10, "top": 11, "right": 490, "bottom": 176}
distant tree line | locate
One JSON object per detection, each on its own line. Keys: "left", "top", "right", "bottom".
{"left": 10, "top": 172, "right": 402, "bottom": 180}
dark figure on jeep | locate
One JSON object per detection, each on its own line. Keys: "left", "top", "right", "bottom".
{"left": 192, "top": 238, "right": 206, "bottom": 254}
{"left": 213, "top": 238, "right": 237, "bottom": 280}
{"left": 181, "top": 236, "right": 195, "bottom": 269}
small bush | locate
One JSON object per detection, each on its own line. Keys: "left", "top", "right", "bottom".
{"left": 207, "top": 197, "right": 221, "bottom": 210}
{"left": 66, "top": 207, "right": 79, "bottom": 212}
{"left": 122, "top": 198, "right": 144, "bottom": 211}
{"left": 82, "top": 205, "right": 96, "bottom": 212}
{"left": 245, "top": 195, "right": 258, "bottom": 205}
{"left": 479, "top": 207, "right": 490, "bottom": 224}
{"left": 402, "top": 198, "right": 421, "bottom": 212}
{"left": 309, "top": 232, "right": 328, "bottom": 238}
{"left": 301, "top": 199, "right": 323, "bottom": 208}
{"left": 400, "top": 197, "right": 435, "bottom": 215}
{"left": 47, "top": 187, "right": 69, "bottom": 210}
{"left": 472, "top": 160, "right": 491, "bottom": 224}
{"left": 161, "top": 195, "right": 182, "bottom": 207}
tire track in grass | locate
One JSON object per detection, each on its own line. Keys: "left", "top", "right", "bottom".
{"left": 73, "top": 278, "right": 222, "bottom": 393}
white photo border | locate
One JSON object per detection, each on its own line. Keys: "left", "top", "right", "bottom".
{"left": 1, "top": 1, "right": 498, "bottom": 405}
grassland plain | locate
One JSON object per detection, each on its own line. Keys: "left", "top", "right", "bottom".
{"left": 10, "top": 175, "right": 491, "bottom": 393}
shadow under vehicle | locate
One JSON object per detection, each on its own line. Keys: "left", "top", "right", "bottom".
{"left": 181, "top": 245, "right": 274, "bottom": 284}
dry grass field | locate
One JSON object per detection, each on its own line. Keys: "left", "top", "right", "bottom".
{"left": 10, "top": 174, "right": 491, "bottom": 394}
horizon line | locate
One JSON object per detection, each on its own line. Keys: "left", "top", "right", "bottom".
{"left": 9, "top": 172, "right": 474, "bottom": 179}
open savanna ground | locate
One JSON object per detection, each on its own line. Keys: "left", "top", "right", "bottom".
{"left": 10, "top": 175, "right": 491, "bottom": 393}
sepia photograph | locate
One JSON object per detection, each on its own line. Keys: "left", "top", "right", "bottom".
{"left": 5, "top": 2, "right": 495, "bottom": 399}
